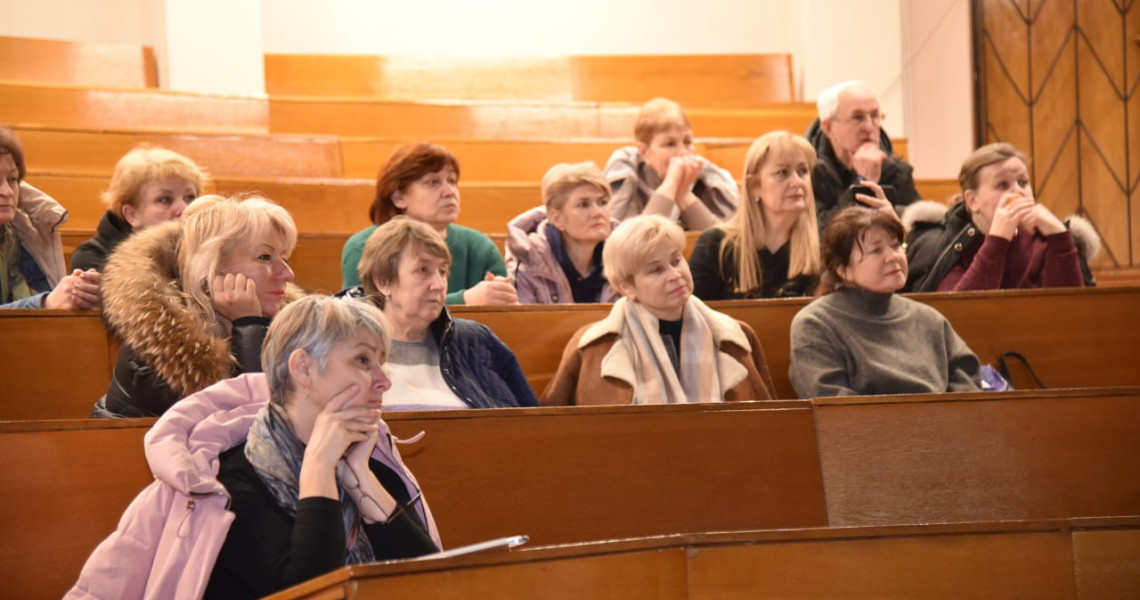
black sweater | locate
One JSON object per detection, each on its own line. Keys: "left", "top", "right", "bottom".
{"left": 205, "top": 443, "right": 438, "bottom": 599}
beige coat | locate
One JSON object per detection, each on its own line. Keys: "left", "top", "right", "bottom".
{"left": 541, "top": 300, "right": 777, "bottom": 406}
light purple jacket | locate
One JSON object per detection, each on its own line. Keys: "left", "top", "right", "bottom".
{"left": 504, "top": 206, "right": 620, "bottom": 305}
{"left": 65, "top": 373, "right": 441, "bottom": 600}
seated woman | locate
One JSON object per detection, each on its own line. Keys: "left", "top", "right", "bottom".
{"left": 67, "top": 295, "right": 440, "bottom": 600}
{"left": 71, "top": 145, "right": 207, "bottom": 272}
{"left": 0, "top": 125, "right": 100, "bottom": 309}
{"left": 542, "top": 215, "right": 776, "bottom": 406}
{"left": 505, "top": 161, "right": 620, "bottom": 304}
{"left": 789, "top": 207, "right": 982, "bottom": 398}
{"left": 94, "top": 193, "right": 300, "bottom": 418}
{"left": 340, "top": 143, "right": 515, "bottom": 305}
{"left": 904, "top": 142, "right": 1098, "bottom": 292}
{"left": 689, "top": 131, "right": 821, "bottom": 300}
{"left": 604, "top": 98, "right": 738, "bottom": 231}
{"left": 348, "top": 216, "right": 538, "bottom": 410}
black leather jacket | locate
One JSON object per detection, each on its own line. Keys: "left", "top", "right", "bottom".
{"left": 94, "top": 316, "right": 270, "bottom": 418}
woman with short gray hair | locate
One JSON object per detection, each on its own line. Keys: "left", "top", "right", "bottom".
{"left": 347, "top": 216, "right": 538, "bottom": 410}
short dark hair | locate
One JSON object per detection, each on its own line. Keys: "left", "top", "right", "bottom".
{"left": 369, "top": 143, "right": 461, "bottom": 225}
{"left": 0, "top": 126, "right": 27, "bottom": 181}
{"left": 817, "top": 207, "right": 906, "bottom": 295}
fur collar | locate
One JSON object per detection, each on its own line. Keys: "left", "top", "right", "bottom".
{"left": 102, "top": 222, "right": 234, "bottom": 398}
{"left": 901, "top": 200, "right": 1101, "bottom": 261}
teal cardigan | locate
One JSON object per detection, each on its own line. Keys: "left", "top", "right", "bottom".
{"left": 340, "top": 223, "right": 506, "bottom": 305}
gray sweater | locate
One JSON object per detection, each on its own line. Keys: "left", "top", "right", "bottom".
{"left": 789, "top": 287, "right": 982, "bottom": 398}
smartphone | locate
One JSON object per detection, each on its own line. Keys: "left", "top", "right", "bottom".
{"left": 848, "top": 183, "right": 897, "bottom": 204}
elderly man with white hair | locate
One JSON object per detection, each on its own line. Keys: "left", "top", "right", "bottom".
{"left": 806, "top": 80, "right": 920, "bottom": 231}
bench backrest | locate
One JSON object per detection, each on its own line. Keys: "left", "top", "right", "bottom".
{"left": 0, "top": 35, "right": 157, "bottom": 88}
{"left": 264, "top": 53, "right": 796, "bottom": 106}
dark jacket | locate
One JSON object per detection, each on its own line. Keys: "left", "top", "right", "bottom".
{"left": 428, "top": 308, "right": 539, "bottom": 409}
{"left": 689, "top": 227, "right": 816, "bottom": 300}
{"left": 99, "top": 317, "right": 271, "bottom": 418}
{"left": 805, "top": 118, "right": 920, "bottom": 232}
{"left": 70, "top": 209, "right": 134, "bottom": 272}
{"left": 338, "top": 287, "right": 539, "bottom": 409}
{"left": 93, "top": 222, "right": 298, "bottom": 418}
{"left": 902, "top": 200, "right": 1098, "bottom": 292}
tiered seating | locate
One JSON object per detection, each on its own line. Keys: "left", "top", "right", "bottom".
{"left": 4, "top": 387, "right": 1137, "bottom": 599}
{"left": 5, "top": 35, "right": 1137, "bottom": 600}
{"left": 6, "top": 286, "right": 1138, "bottom": 419}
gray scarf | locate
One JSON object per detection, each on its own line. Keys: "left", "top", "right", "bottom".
{"left": 245, "top": 402, "right": 376, "bottom": 565}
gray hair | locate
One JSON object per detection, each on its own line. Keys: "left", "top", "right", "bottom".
{"left": 816, "top": 80, "right": 874, "bottom": 121}
{"left": 262, "top": 295, "right": 391, "bottom": 406}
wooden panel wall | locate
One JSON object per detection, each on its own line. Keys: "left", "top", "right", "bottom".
{"left": 974, "top": 0, "right": 1140, "bottom": 270}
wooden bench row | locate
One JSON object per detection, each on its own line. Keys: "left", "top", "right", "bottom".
{"left": 270, "top": 517, "right": 1140, "bottom": 600}
{"left": 3, "top": 388, "right": 1138, "bottom": 599}
{"left": 264, "top": 53, "right": 797, "bottom": 106}
{"left": 12, "top": 124, "right": 915, "bottom": 182}
{"left": 0, "top": 81, "right": 820, "bottom": 140}
{"left": 3, "top": 36, "right": 796, "bottom": 106}
{"left": 0, "top": 36, "right": 158, "bottom": 89}
{"left": 4, "top": 286, "right": 1138, "bottom": 420}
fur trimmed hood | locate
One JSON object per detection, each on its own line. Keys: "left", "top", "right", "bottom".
{"left": 101, "top": 222, "right": 304, "bottom": 398}
{"left": 901, "top": 200, "right": 1101, "bottom": 261}
{"left": 102, "top": 222, "right": 234, "bottom": 398}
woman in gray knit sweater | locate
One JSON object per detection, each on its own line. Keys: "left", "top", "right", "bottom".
{"left": 789, "top": 207, "right": 982, "bottom": 398}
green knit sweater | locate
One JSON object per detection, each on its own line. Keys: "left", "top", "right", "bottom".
{"left": 789, "top": 287, "right": 981, "bottom": 398}
{"left": 340, "top": 223, "right": 507, "bottom": 305}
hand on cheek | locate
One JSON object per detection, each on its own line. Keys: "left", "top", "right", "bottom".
{"left": 211, "top": 273, "right": 261, "bottom": 320}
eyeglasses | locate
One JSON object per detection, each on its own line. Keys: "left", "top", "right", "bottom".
{"left": 842, "top": 112, "right": 885, "bottom": 127}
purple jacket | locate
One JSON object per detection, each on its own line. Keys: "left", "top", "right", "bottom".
{"left": 504, "top": 207, "right": 620, "bottom": 305}
{"left": 65, "top": 373, "right": 440, "bottom": 600}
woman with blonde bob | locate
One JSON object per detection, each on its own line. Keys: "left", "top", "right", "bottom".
{"left": 789, "top": 207, "right": 981, "bottom": 398}
{"left": 903, "top": 142, "right": 1097, "bottom": 291}
{"left": 542, "top": 215, "right": 776, "bottom": 406}
{"left": 505, "top": 161, "right": 620, "bottom": 304}
{"left": 67, "top": 295, "right": 440, "bottom": 599}
{"left": 71, "top": 145, "right": 208, "bottom": 272}
{"left": 690, "top": 131, "right": 821, "bottom": 299}
{"left": 93, "top": 193, "right": 300, "bottom": 418}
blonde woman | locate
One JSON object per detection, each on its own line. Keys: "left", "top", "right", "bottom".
{"left": 689, "top": 131, "right": 821, "bottom": 299}
{"left": 93, "top": 194, "right": 300, "bottom": 418}
{"left": 542, "top": 215, "right": 776, "bottom": 406}
{"left": 71, "top": 146, "right": 207, "bottom": 272}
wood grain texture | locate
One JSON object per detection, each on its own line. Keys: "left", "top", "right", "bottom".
{"left": 978, "top": 0, "right": 1136, "bottom": 270}
{"left": 264, "top": 53, "right": 794, "bottom": 106}
{"left": 269, "top": 519, "right": 1140, "bottom": 600}
{"left": 688, "top": 529, "right": 1075, "bottom": 600}
{"left": 0, "top": 310, "right": 113, "bottom": 420}
{"left": 0, "top": 35, "right": 156, "bottom": 88}
{"left": 0, "top": 420, "right": 153, "bottom": 600}
{"left": 1073, "top": 528, "right": 1140, "bottom": 600}
{"left": 815, "top": 389, "right": 1140, "bottom": 526}
{"left": 15, "top": 126, "right": 341, "bottom": 179}
{"left": 387, "top": 402, "right": 827, "bottom": 547}
{"left": 0, "top": 82, "right": 268, "bottom": 134}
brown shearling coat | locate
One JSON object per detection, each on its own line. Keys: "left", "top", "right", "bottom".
{"left": 540, "top": 300, "right": 777, "bottom": 406}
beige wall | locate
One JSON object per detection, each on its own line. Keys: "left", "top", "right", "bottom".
{"left": 0, "top": 0, "right": 976, "bottom": 178}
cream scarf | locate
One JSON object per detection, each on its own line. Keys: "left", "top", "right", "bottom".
{"left": 618, "top": 298, "right": 724, "bottom": 404}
